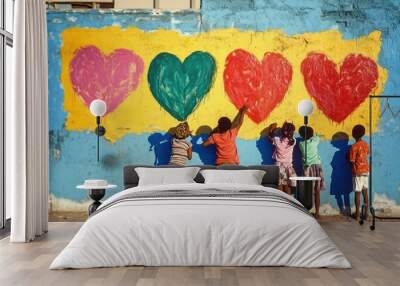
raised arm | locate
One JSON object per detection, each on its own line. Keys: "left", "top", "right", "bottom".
{"left": 202, "top": 140, "right": 212, "bottom": 147}
{"left": 266, "top": 123, "right": 278, "bottom": 143}
{"left": 231, "top": 106, "right": 248, "bottom": 129}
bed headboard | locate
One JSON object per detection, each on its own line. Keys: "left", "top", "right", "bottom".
{"left": 123, "top": 165, "right": 280, "bottom": 189}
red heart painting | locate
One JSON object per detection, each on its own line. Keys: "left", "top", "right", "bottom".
{"left": 70, "top": 46, "right": 144, "bottom": 115}
{"left": 301, "top": 53, "right": 378, "bottom": 123}
{"left": 224, "top": 49, "right": 293, "bottom": 123}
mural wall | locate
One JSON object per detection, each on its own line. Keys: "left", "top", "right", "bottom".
{"left": 47, "top": 0, "right": 400, "bottom": 215}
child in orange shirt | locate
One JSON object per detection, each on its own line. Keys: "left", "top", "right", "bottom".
{"left": 203, "top": 106, "right": 248, "bottom": 165}
{"left": 349, "top": 124, "right": 369, "bottom": 220}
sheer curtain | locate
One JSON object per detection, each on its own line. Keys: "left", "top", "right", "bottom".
{"left": 8, "top": 0, "right": 49, "bottom": 242}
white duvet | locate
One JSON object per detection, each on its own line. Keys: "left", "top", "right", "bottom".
{"left": 50, "top": 183, "right": 351, "bottom": 269}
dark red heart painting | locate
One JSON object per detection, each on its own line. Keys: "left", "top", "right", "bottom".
{"left": 224, "top": 49, "right": 292, "bottom": 123}
{"left": 301, "top": 53, "right": 378, "bottom": 123}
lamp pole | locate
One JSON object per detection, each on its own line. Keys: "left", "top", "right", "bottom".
{"left": 297, "top": 99, "right": 314, "bottom": 207}
{"left": 298, "top": 99, "right": 313, "bottom": 171}
{"left": 90, "top": 99, "right": 107, "bottom": 163}
{"left": 96, "top": 116, "right": 100, "bottom": 162}
{"left": 94, "top": 116, "right": 106, "bottom": 162}
{"left": 304, "top": 115, "right": 308, "bottom": 170}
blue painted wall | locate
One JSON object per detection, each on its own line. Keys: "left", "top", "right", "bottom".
{"left": 47, "top": 0, "right": 400, "bottom": 214}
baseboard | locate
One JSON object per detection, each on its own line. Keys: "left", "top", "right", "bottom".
{"left": 49, "top": 211, "right": 87, "bottom": 222}
{"left": 0, "top": 218, "right": 11, "bottom": 239}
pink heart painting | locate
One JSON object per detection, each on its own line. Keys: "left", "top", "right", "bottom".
{"left": 70, "top": 45, "right": 144, "bottom": 114}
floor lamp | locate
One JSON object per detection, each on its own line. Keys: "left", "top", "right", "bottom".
{"left": 295, "top": 99, "right": 314, "bottom": 209}
{"left": 89, "top": 99, "right": 107, "bottom": 162}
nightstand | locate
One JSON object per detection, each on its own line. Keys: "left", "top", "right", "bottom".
{"left": 289, "top": 176, "right": 321, "bottom": 210}
{"left": 77, "top": 180, "right": 117, "bottom": 215}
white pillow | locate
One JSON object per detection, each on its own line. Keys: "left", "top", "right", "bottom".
{"left": 200, "top": 169, "right": 266, "bottom": 185}
{"left": 135, "top": 167, "right": 201, "bottom": 186}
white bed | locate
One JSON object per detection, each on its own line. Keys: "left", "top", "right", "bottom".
{"left": 50, "top": 183, "right": 351, "bottom": 269}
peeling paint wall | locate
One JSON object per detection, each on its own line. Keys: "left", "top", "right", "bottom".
{"left": 47, "top": 0, "right": 400, "bottom": 215}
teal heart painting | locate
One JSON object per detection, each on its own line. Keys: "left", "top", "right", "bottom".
{"left": 148, "top": 51, "right": 216, "bottom": 121}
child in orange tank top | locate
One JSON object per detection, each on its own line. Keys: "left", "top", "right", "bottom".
{"left": 203, "top": 106, "right": 248, "bottom": 165}
{"left": 349, "top": 124, "right": 370, "bottom": 220}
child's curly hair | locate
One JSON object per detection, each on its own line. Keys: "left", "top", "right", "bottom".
{"left": 299, "top": 126, "right": 314, "bottom": 140}
{"left": 352, "top": 124, "right": 366, "bottom": 140}
{"left": 217, "top": 117, "right": 232, "bottom": 133}
{"left": 174, "top": 122, "right": 190, "bottom": 139}
{"left": 282, "top": 121, "right": 296, "bottom": 146}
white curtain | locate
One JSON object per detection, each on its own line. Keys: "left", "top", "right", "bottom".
{"left": 8, "top": 0, "right": 49, "bottom": 242}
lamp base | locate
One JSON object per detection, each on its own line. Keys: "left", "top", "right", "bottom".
{"left": 95, "top": 126, "right": 106, "bottom": 136}
{"left": 296, "top": 181, "right": 313, "bottom": 210}
{"left": 88, "top": 189, "right": 105, "bottom": 215}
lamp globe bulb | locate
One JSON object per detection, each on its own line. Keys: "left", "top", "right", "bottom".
{"left": 89, "top": 99, "right": 107, "bottom": 117}
{"left": 297, "top": 99, "right": 314, "bottom": 117}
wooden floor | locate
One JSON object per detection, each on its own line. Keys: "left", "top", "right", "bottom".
{"left": 0, "top": 222, "right": 399, "bottom": 286}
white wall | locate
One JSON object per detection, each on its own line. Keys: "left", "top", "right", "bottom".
{"left": 5, "top": 44, "right": 13, "bottom": 220}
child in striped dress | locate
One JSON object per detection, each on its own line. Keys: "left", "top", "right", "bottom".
{"left": 299, "top": 126, "right": 325, "bottom": 218}
{"left": 169, "top": 122, "right": 192, "bottom": 166}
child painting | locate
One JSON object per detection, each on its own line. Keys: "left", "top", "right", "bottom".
{"left": 267, "top": 122, "right": 297, "bottom": 195}
{"left": 169, "top": 122, "right": 192, "bottom": 166}
{"left": 299, "top": 126, "right": 325, "bottom": 218}
{"left": 349, "top": 124, "right": 369, "bottom": 220}
{"left": 203, "top": 106, "right": 248, "bottom": 165}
